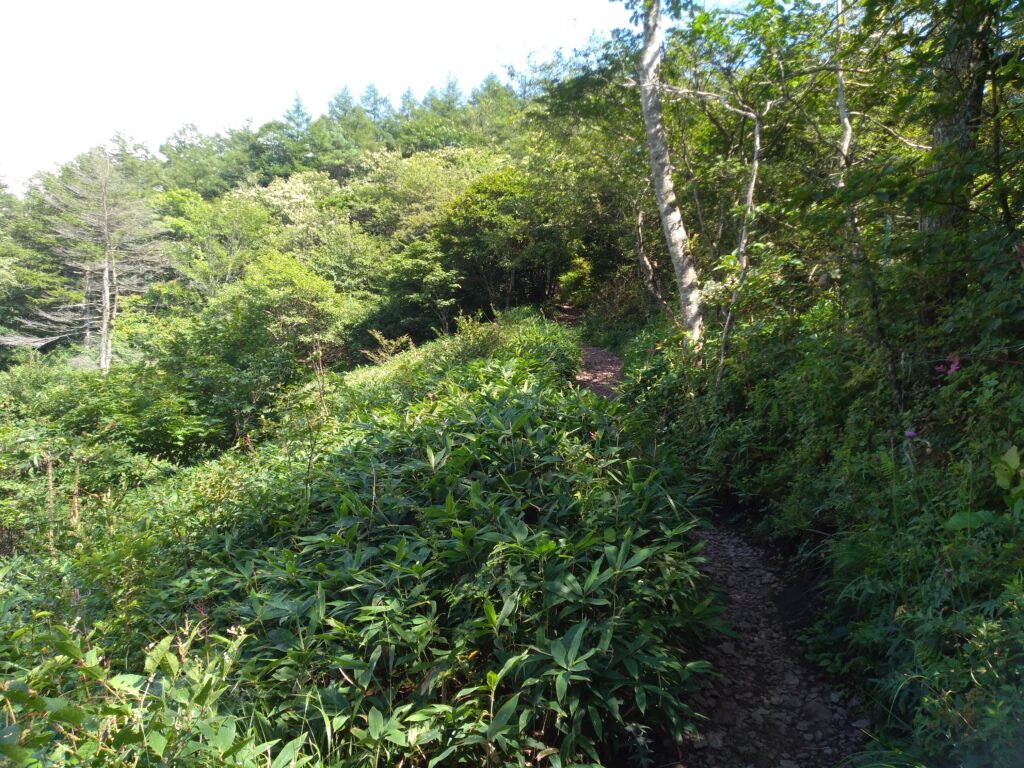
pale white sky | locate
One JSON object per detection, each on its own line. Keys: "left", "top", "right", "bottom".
{"left": 0, "top": 0, "right": 634, "bottom": 193}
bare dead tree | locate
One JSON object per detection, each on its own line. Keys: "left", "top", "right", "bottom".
{"left": 0, "top": 148, "right": 164, "bottom": 373}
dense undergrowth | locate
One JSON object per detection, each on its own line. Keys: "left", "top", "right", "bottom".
{"left": 617, "top": 307, "right": 1024, "bottom": 767}
{"left": 0, "top": 313, "right": 720, "bottom": 767}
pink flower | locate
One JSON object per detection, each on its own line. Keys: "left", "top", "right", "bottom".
{"left": 935, "top": 354, "right": 961, "bottom": 376}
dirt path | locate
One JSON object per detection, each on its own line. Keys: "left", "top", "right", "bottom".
{"left": 574, "top": 344, "right": 868, "bottom": 767}
{"left": 576, "top": 346, "right": 624, "bottom": 398}
{"left": 679, "top": 526, "right": 868, "bottom": 767}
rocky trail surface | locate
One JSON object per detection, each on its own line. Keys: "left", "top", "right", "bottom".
{"left": 677, "top": 527, "right": 868, "bottom": 768}
{"left": 574, "top": 342, "right": 869, "bottom": 767}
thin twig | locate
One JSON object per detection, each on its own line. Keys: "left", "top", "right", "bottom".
{"left": 849, "top": 111, "right": 932, "bottom": 150}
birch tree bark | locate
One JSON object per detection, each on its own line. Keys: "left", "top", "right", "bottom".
{"left": 655, "top": 84, "right": 769, "bottom": 383}
{"left": 638, "top": 0, "right": 703, "bottom": 340}
{"left": 716, "top": 107, "right": 763, "bottom": 386}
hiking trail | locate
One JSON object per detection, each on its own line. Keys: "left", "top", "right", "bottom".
{"left": 575, "top": 343, "right": 869, "bottom": 768}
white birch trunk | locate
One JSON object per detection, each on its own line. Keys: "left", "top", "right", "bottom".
{"left": 639, "top": 0, "right": 702, "bottom": 341}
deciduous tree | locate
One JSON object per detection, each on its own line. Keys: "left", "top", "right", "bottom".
{"left": 634, "top": 0, "right": 703, "bottom": 340}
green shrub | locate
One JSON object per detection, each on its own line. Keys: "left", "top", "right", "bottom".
{"left": 0, "top": 568, "right": 273, "bottom": 767}
{"left": 1, "top": 315, "right": 718, "bottom": 767}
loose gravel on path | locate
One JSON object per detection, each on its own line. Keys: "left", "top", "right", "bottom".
{"left": 677, "top": 527, "right": 868, "bottom": 767}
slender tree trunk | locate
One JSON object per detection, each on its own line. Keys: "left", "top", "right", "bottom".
{"left": 311, "top": 339, "right": 329, "bottom": 420}
{"left": 679, "top": 146, "right": 716, "bottom": 259}
{"left": 99, "top": 250, "right": 112, "bottom": 376}
{"left": 639, "top": 0, "right": 703, "bottom": 340}
{"left": 83, "top": 266, "right": 93, "bottom": 345}
{"left": 716, "top": 111, "right": 762, "bottom": 387}
{"left": 99, "top": 168, "right": 113, "bottom": 376}
{"left": 45, "top": 453, "right": 56, "bottom": 555}
{"left": 635, "top": 210, "right": 669, "bottom": 311}
{"left": 111, "top": 259, "right": 120, "bottom": 320}
{"left": 70, "top": 459, "right": 81, "bottom": 529}
{"left": 506, "top": 266, "right": 515, "bottom": 310}
{"left": 835, "top": 0, "right": 903, "bottom": 409}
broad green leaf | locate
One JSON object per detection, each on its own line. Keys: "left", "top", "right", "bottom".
{"left": 270, "top": 734, "right": 308, "bottom": 768}
{"left": 211, "top": 720, "right": 236, "bottom": 753}
{"left": 53, "top": 639, "right": 83, "bottom": 660}
{"left": 0, "top": 743, "right": 32, "bottom": 765}
{"left": 566, "top": 622, "right": 587, "bottom": 664}
{"left": 144, "top": 636, "right": 174, "bottom": 676}
{"left": 147, "top": 731, "right": 168, "bottom": 758}
{"left": 622, "top": 547, "right": 653, "bottom": 570}
{"left": 550, "top": 638, "right": 568, "bottom": 668}
{"left": 635, "top": 686, "right": 647, "bottom": 714}
{"left": 49, "top": 705, "right": 87, "bottom": 727}
{"left": 385, "top": 729, "right": 407, "bottom": 747}
{"left": 428, "top": 745, "right": 458, "bottom": 767}
{"left": 1001, "top": 445, "right": 1020, "bottom": 471}
{"left": 367, "top": 708, "right": 384, "bottom": 740}
{"left": 944, "top": 510, "right": 995, "bottom": 531}
{"left": 487, "top": 693, "right": 521, "bottom": 739}
{"left": 555, "top": 671, "right": 569, "bottom": 702}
